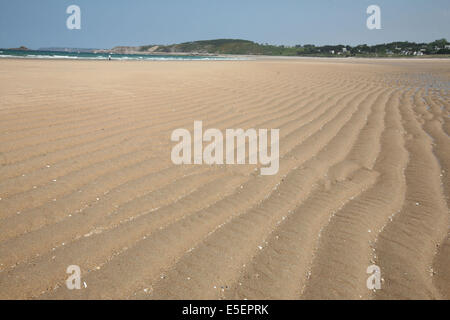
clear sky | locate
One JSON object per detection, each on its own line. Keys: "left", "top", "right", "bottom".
{"left": 1, "top": 0, "right": 449, "bottom": 49}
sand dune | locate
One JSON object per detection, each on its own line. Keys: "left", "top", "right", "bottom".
{"left": 0, "top": 58, "right": 448, "bottom": 299}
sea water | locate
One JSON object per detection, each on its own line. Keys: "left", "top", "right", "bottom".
{"left": 0, "top": 49, "right": 247, "bottom": 61}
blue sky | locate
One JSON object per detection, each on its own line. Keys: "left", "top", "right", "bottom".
{"left": 1, "top": 0, "right": 449, "bottom": 49}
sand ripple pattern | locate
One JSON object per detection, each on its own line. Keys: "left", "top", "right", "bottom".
{"left": 0, "top": 59, "right": 448, "bottom": 299}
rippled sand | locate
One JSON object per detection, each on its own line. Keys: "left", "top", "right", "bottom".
{"left": 0, "top": 58, "right": 449, "bottom": 299}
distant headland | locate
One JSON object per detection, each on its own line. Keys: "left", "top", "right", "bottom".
{"left": 91, "top": 38, "right": 450, "bottom": 57}
{"left": 7, "top": 46, "right": 29, "bottom": 51}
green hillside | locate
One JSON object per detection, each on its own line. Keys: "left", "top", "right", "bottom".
{"left": 137, "top": 38, "right": 450, "bottom": 57}
{"left": 140, "top": 39, "right": 297, "bottom": 55}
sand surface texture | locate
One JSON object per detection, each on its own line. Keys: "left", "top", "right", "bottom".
{"left": 0, "top": 58, "right": 449, "bottom": 299}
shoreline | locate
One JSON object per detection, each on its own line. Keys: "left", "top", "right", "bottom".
{"left": 2, "top": 55, "right": 450, "bottom": 63}
{"left": 2, "top": 49, "right": 450, "bottom": 62}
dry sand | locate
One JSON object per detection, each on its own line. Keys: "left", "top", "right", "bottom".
{"left": 0, "top": 58, "right": 449, "bottom": 300}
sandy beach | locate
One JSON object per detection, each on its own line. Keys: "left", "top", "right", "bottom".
{"left": 0, "top": 58, "right": 449, "bottom": 300}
